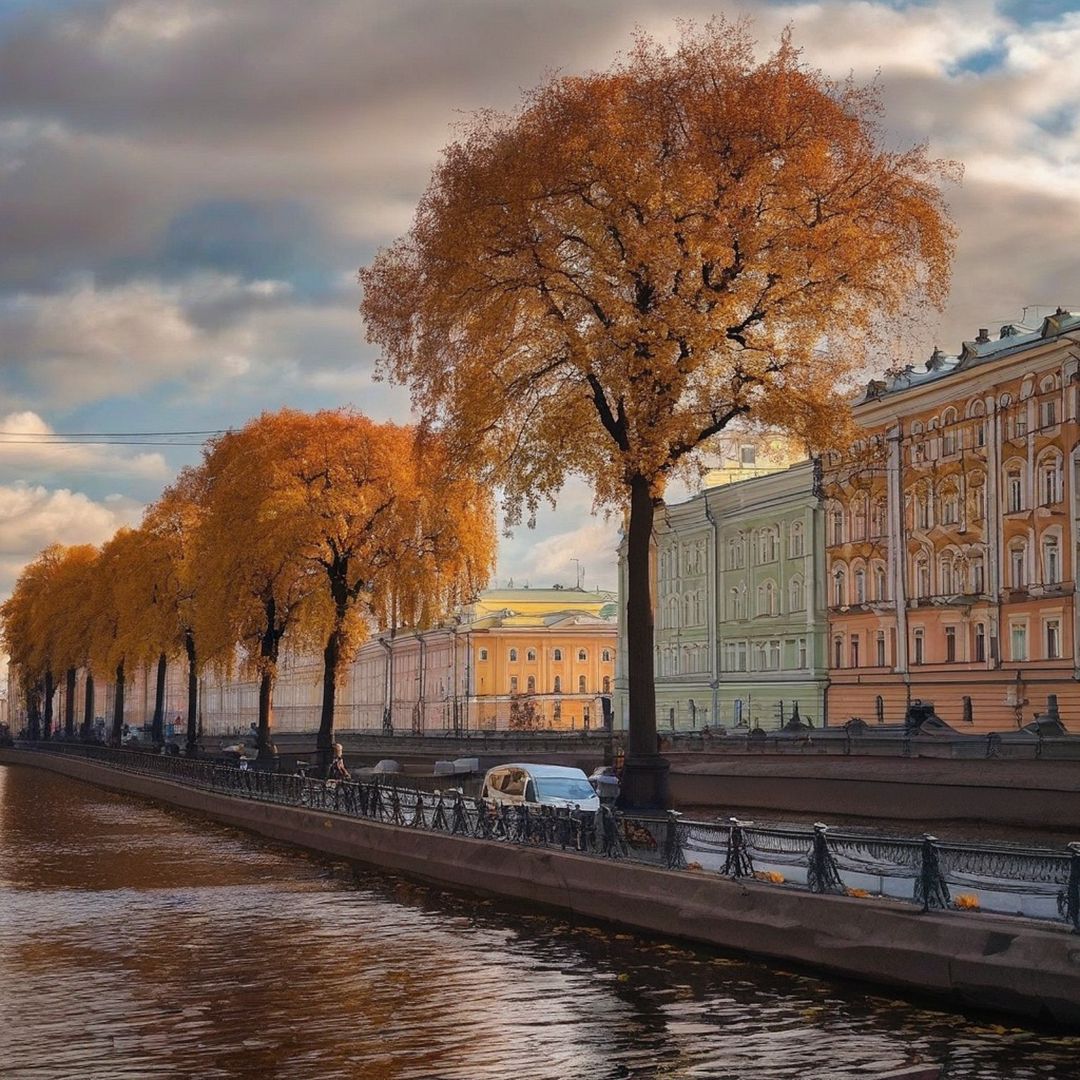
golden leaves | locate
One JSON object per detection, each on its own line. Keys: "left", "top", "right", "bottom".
{"left": 360, "top": 18, "right": 956, "bottom": 509}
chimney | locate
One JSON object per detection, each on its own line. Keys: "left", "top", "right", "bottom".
{"left": 975, "top": 328, "right": 990, "bottom": 343}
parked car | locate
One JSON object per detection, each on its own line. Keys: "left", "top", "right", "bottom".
{"left": 481, "top": 763, "right": 600, "bottom": 812}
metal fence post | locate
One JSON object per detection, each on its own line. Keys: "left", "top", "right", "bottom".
{"left": 663, "top": 810, "right": 687, "bottom": 871}
{"left": 915, "top": 833, "right": 951, "bottom": 912}
{"left": 807, "top": 822, "right": 844, "bottom": 894}
{"left": 723, "top": 817, "right": 754, "bottom": 879}
{"left": 1057, "top": 842, "right": 1080, "bottom": 933}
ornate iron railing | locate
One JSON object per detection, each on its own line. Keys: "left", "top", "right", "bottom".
{"left": 12, "top": 741, "right": 1078, "bottom": 933}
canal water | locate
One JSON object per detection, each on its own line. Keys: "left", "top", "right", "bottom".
{"left": 1, "top": 765, "right": 1078, "bottom": 1080}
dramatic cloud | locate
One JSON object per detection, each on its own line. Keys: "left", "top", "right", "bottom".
{"left": 0, "top": 481, "right": 142, "bottom": 596}
{"left": 0, "top": 0, "right": 1078, "bottom": 601}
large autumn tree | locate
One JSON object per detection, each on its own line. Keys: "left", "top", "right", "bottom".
{"left": 360, "top": 21, "right": 956, "bottom": 806}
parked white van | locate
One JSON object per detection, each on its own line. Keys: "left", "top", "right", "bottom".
{"left": 481, "top": 763, "right": 601, "bottom": 812}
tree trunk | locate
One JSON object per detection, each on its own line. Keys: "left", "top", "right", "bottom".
{"left": 42, "top": 670, "right": 55, "bottom": 740}
{"left": 151, "top": 652, "right": 167, "bottom": 744}
{"left": 621, "top": 473, "right": 669, "bottom": 809}
{"left": 64, "top": 667, "right": 76, "bottom": 738}
{"left": 26, "top": 684, "right": 41, "bottom": 741}
{"left": 184, "top": 631, "right": 198, "bottom": 756}
{"left": 316, "top": 628, "right": 342, "bottom": 776}
{"left": 110, "top": 661, "right": 125, "bottom": 747}
{"left": 255, "top": 600, "right": 279, "bottom": 762}
{"left": 82, "top": 672, "right": 95, "bottom": 740}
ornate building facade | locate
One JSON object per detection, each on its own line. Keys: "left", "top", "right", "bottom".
{"left": 825, "top": 308, "right": 1080, "bottom": 730}
{"left": 615, "top": 461, "right": 829, "bottom": 731}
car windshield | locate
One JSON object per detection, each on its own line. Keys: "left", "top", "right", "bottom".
{"left": 535, "top": 777, "right": 596, "bottom": 802}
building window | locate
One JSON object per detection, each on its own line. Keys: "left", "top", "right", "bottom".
{"left": 601, "top": 649, "right": 611, "bottom": 662}
{"left": 1011, "top": 624, "right": 1027, "bottom": 662}
{"left": 833, "top": 636, "right": 843, "bottom": 668}
{"left": 526, "top": 675, "right": 536, "bottom": 693}
{"left": 874, "top": 565, "right": 888, "bottom": 602}
{"left": 831, "top": 509, "right": 844, "bottom": 546}
{"left": 1040, "top": 392, "right": 1058, "bottom": 429}
{"left": 876, "top": 630, "right": 887, "bottom": 667}
{"left": 789, "top": 522, "right": 804, "bottom": 558}
{"left": 850, "top": 635, "right": 860, "bottom": 668}
{"left": 759, "top": 528, "right": 778, "bottom": 563}
{"left": 509, "top": 648, "right": 518, "bottom": 662}
{"left": 853, "top": 500, "right": 867, "bottom": 541}
{"left": 942, "top": 411, "right": 959, "bottom": 455}
{"left": 789, "top": 577, "right": 804, "bottom": 612}
{"left": 975, "top": 623, "right": 986, "bottom": 663}
{"left": 916, "top": 557, "right": 931, "bottom": 599}
{"left": 798, "top": 637, "right": 807, "bottom": 668}
{"left": 578, "top": 675, "right": 587, "bottom": 693}
{"left": 1007, "top": 469, "right": 1023, "bottom": 513}
{"left": 727, "top": 537, "right": 744, "bottom": 570}
{"left": 832, "top": 568, "right": 846, "bottom": 606}
{"left": 1047, "top": 620, "right": 1061, "bottom": 659}
{"left": 526, "top": 648, "right": 536, "bottom": 662}
{"left": 945, "top": 625, "right": 957, "bottom": 663}
{"left": 940, "top": 556, "right": 954, "bottom": 596}
{"left": 870, "top": 500, "right": 885, "bottom": 538}
{"left": 553, "top": 676, "right": 561, "bottom": 693}
{"left": 941, "top": 491, "right": 959, "bottom": 525}
{"left": 577, "top": 649, "right": 587, "bottom": 662}
{"left": 769, "top": 639, "right": 781, "bottom": 670}
{"left": 602, "top": 676, "right": 610, "bottom": 694}
{"left": 876, "top": 695, "right": 885, "bottom": 723}
{"left": 510, "top": 676, "right": 519, "bottom": 693}
{"left": 1010, "top": 544, "right": 1027, "bottom": 588}
{"left": 479, "top": 649, "right": 488, "bottom": 661}
{"left": 553, "top": 648, "right": 562, "bottom": 661}
{"left": 972, "top": 485, "right": 986, "bottom": 522}
{"left": 971, "top": 558, "right": 985, "bottom": 595}
{"left": 736, "top": 641, "right": 747, "bottom": 672}
{"left": 730, "top": 587, "right": 746, "bottom": 621}
{"left": 740, "top": 444, "right": 757, "bottom": 466}
{"left": 1044, "top": 535, "right": 1060, "bottom": 585}
{"left": 758, "top": 580, "right": 778, "bottom": 616}
{"left": 1041, "top": 461, "right": 1062, "bottom": 505}
{"left": 913, "top": 628, "right": 925, "bottom": 665}
{"left": 1014, "top": 408, "right": 1028, "bottom": 439}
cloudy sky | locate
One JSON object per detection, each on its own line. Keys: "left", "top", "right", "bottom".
{"left": 1, "top": 0, "right": 1079, "bottom": 600}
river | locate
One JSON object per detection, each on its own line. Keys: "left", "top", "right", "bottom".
{"left": 1, "top": 763, "right": 1078, "bottom": 1079}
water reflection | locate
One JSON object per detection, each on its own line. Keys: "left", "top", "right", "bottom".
{"left": 1, "top": 763, "right": 1077, "bottom": 1079}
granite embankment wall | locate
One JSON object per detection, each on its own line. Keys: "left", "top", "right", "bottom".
{"left": 4, "top": 748, "right": 1079, "bottom": 1027}
{"left": 670, "top": 757, "right": 1080, "bottom": 829}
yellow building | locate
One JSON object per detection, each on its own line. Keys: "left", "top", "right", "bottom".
{"left": 467, "top": 589, "right": 617, "bottom": 729}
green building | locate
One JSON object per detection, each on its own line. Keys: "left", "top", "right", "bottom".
{"left": 615, "top": 460, "right": 829, "bottom": 732}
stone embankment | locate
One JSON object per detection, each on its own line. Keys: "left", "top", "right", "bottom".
{"left": 3, "top": 747, "right": 1078, "bottom": 1027}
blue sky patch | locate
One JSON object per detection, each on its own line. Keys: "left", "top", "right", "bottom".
{"left": 1000, "top": 0, "right": 1080, "bottom": 24}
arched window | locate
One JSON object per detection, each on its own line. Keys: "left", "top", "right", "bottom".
{"left": 940, "top": 553, "right": 954, "bottom": 595}
{"left": 789, "top": 576, "right": 805, "bottom": 612}
{"left": 833, "top": 636, "right": 844, "bottom": 668}
{"left": 874, "top": 564, "right": 888, "bottom": 602}
{"left": 942, "top": 407, "right": 959, "bottom": 455}
{"left": 553, "top": 648, "right": 562, "bottom": 662}
{"left": 968, "top": 399, "right": 986, "bottom": 448}
{"left": 915, "top": 554, "right": 931, "bottom": 598}
{"left": 508, "top": 648, "right": 518, "bottom": 662}
{"left": 870, "top": 499, "right": 886, "bottom": 538}
{"left": 853, "top": 498, "right": 867, "bottom": 541}
{"left": 915, "top": 486, "right": 931, "bottom": 530}
{"left": 684, "top": 593, "right": 693, "bottom": 625}
{"left": 553, "top": 675, "right": 561, "bottom": 693}
{"left": 789, "top": 521, "right": 805, "bottom": 558}
{"left": 832, "top": 566, "right": 846, "bottom": 606}
{"left": 910, "top": 421, "right": 924, "bottom": 463}
{"left": 1039, "top": 454, "right": 1062, "bottom": 505}
{"left": 1040, "top": 374, "right": 1061, "bottom": 428}
{"left": 853, "top": 567, "right": 866, "bottom": 604}
{"left": 577, "top": 648, "right": 587, "bottom": 662}
{"left": 730, "top": 587, "right": 746, "bottom": 620}
{"left": 526, "top": 675, "right": 536, "bottom": 693}
{"left": 1009, "top": 542, "right": 1027, "bottom": 588}
{"left": 1006, "top": 467, "right": 1023, "bottom": 513}
{"left": 1043, "top": 533, "right": 1061, "bottom": 585}
{"left": 601, "top": 649, "right": 611, "bottom": 663}
{"left": 831, "top": 507, "right": 844, "bottom": 545}
{"left": 526, "top": 648, "right": 536, "bottom": 662}
{"left": 578, "top": 675, "right": 587, "bottom": 694}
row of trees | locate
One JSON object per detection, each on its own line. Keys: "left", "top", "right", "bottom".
{"left": 1, "top": 409, "right": 495, "bottom": 769}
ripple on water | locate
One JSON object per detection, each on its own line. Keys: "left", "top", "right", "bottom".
{"left": 1, "top": 763, "right": 1078, "bottom": 1080}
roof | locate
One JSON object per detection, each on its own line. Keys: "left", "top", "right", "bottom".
{"left": 476, "top": 587, "right": 615, "bottom": 603}
{"left": 487, "top": 763, "right": 590, "bottom": 778}
{"left": 859, "top": 308, "right": 1080, "bottom": 405}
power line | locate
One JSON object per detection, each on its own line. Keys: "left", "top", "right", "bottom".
{"left": 0, "top": 439, "right": 209, "bottom": 446}
{"left": 0, "top": 428, "right": 227, "bottom": 438}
